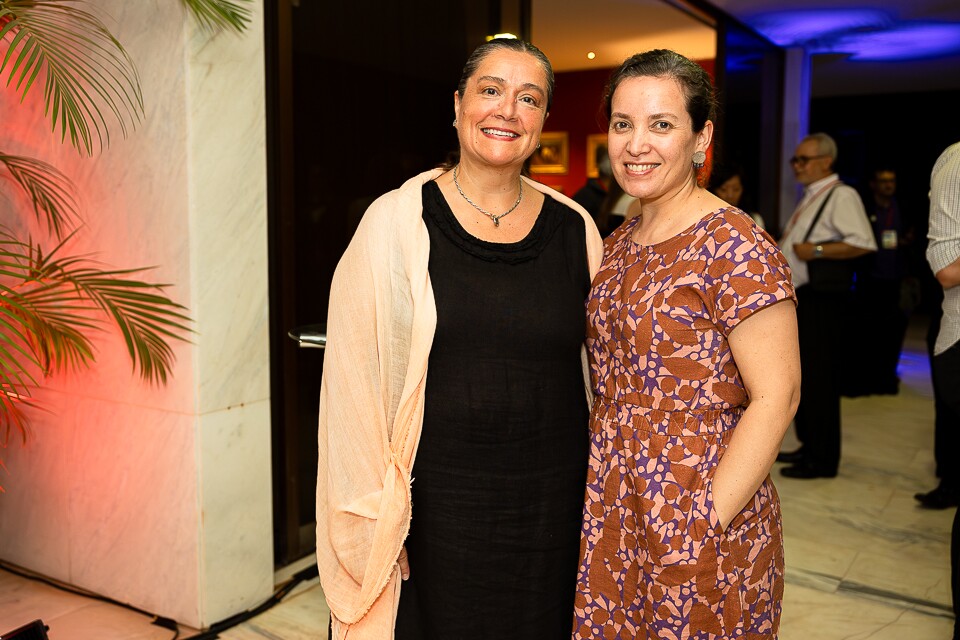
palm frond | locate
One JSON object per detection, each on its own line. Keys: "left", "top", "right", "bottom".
{"left": 181, "top": 0, "right": 252, "bottom": 33}
{"left": 0, "top": 228, "right": 91, "bottom": 382}
{"left": 25, "top": 234, "right": 194, "bottom": 385}
{"left": 1, "top": 232, "right": 44, "bottom": 454}
{"left": 0, "top": 151, "right": 78, "bottom": 237}
{"left": 1, "top": 388, "right": 36, "bottom": 446}
{"left": 0, "top": 226, "right": 191, "bottom": 463}
{"left": 0, "top": 1, "right": 143, "bottom": 156}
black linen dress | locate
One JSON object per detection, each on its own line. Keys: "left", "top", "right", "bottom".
{"left": 393, "top": 181, "right": 591, "bottom": 639}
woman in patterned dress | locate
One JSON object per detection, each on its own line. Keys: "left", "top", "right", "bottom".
{"left": 573, "top": 50, "right": 801, "bottom": 639}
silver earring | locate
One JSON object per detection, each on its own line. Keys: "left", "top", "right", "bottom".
{"left": 453, "top": 119, "right": 457, "bottom": 127}
{"left": 537, "top": 142, "right": 541, "bottom": 150}
{"left": 692, "top": 150, "right": 706, "bottom": 169}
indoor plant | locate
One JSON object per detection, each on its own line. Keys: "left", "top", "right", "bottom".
{"left": 0, "top": 0, "right": 252, "bottom": 489}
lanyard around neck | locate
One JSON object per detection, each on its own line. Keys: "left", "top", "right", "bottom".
{"left": 783, "top": 179, "right": 840, "bottom": 239}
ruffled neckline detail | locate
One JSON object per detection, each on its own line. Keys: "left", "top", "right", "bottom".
{"left": 422, "top": 180, "right": 566, "bottom": 264}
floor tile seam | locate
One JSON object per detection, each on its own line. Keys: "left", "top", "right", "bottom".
{"left": 276, "top": 577, "right": 321, "bottom": 601}
{"left": 230, "top": 621, "right": 286, "bottom": 639}
{"left": 785, "top": 569, "right": 954, "bottom": 620}
{"left": 784, "top": 567, "right": 843, "bottom": 592}
{"left": 830, "top": 515, "right": 949, "bottom": 546}
{"left": 834, "top": 465, "right": 935, "bottom": 488}
{"left": 37, "top": 599, "right": 124, "bottom": 626}
{"left": 836, "top": 580, "right": 955, "bottom": 619}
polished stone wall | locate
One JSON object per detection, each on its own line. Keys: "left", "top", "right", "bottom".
{"left": 0, "top": 1, "right": 272, "bottom": 628}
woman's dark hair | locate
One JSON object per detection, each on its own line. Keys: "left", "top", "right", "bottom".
{"left": 709, "top": 162, "right": 757, "bottom": 212}
{"left": 603, "top": 49, "right": 717, "bottom": 133}
{"left": 457, "top": 38, "right": 555, "bottom": 112}
{"left": 708, "top": 163, "right": 744, "bottom": 193}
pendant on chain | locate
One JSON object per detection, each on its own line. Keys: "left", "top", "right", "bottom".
{"left": 453, "top": 165, "right": 523, "bottom": 227}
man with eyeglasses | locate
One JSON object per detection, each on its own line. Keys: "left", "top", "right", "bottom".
{"left": 777, "top": 132, "right": 877, "bottom": 479}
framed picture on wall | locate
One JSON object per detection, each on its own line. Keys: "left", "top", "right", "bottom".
{"left": 530, "top": 132, "right": 568, "bottom": 174}
{"left": 585, "top": 133, "right": 607, "bottom": 178}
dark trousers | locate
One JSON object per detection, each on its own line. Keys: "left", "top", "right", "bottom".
{"left": 847, "top": 276, "right": 907, "bottom": 395}
{"left": 928, "top": 313, "right": 960, "bottom": 487}
{"left": 932, "top": 339, "right": 960, "bottom": 633}
{"left": 793, "top": 285, "right": 849, "bottom": 473}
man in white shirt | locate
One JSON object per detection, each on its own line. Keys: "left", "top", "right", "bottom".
{"left": 914, "top": 143, "right": 960, "bottom": 510}
{"left": 919, "top": 141, "right": 960, "bottom": 635}
{"left": 777, "top": 133, "right": 877, "bottom": 479}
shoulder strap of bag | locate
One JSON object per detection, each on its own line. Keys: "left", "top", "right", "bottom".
{"left": 802, "top": 186, "right": 838, "bottom": 243}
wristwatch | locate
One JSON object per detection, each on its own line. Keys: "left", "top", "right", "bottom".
{"left": 813, "top": 244, "right": 824, "bottom": 258}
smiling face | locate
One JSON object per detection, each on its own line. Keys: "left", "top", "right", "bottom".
{"left": 607, "top": 75, "right": 711, "bottom": 202}
{"left": 454, "top": 49, "right": 549, "bottom": 171}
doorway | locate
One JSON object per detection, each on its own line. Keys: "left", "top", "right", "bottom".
{"left": 265, "top": 0, "right": 526, "bottom": 567}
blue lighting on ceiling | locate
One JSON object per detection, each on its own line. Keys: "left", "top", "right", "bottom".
{"left": 748, "top": 9, "right": 892, "bottom": 47}
{"left": 832, "top": 23, "right": 960, "bottom": 61}
{"left": 744, "top": 10, "right": 960, "bottom": 62}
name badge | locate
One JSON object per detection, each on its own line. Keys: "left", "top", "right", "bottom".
{"left": 881, "top": 229, "right": 898, "bottom": 249}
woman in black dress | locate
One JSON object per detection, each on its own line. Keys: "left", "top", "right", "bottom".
{"left": 316, "top": 38, "right": 602, "bottom": 639}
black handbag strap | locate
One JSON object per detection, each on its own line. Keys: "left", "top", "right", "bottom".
{"left": 801, "top": 186, "right": 838, "bottom": 243}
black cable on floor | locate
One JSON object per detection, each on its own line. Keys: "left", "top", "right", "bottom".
{"left": 0, "top": 560, "right": 320, "bottom": 639}
{"left": 0, "top": 561, "right": 179, "bottom": 634}
{"left": 180, "top": 563, "right": 319, "bottom": 639}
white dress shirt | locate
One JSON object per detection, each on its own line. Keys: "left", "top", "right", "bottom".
{"left": 927, "top": 142, "right": 960, "bottom": 354}
{"left": 781, "top": 173, "right": 877, "bottom": 288}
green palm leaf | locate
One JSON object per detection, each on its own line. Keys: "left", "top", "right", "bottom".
{"left": 0, "top": 0, "right": 143, "bottom": 156}
{"left": 0, "top": 228, "right": 193, "bottom": 448}
{"left": 1, "top": 231, "right": 49, "bottom": 455}
{"left": 23, "top": 232, "right": 194, "bottom": 384}
{"left": 181, "top": 0, "right": 252, "bottom": 33}
{"left": 0, "top": 151, "right": 78, "bottom": 237}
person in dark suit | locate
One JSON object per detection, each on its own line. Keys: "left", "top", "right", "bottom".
{"left": 845, "top": 168, "right": 911, "bottom": 397}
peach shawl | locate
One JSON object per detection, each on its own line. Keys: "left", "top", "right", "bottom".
{"left": 317, "top": 168, "right": 603, "bottom": 639}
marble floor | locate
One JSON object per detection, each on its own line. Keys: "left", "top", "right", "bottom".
{"left": 0, "top": 323, "right": 955, "bottom": 639}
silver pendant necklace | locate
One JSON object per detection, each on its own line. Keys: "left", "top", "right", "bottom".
{"left": 452, "top": 165, "right": 523, "bottom": 227}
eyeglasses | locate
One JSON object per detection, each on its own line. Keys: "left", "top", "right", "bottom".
{"left": 789, "top": 154, "right": 829, "bottom": 166}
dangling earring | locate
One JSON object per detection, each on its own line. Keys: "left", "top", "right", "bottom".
{"left": 692, "top": 150, "right": 706, "bottom": 169}
{"left": 453, "top": 119, "right": 457, "bottom": 127}
{"left": 537, "top": 142, "right": 541, "bottom": 150}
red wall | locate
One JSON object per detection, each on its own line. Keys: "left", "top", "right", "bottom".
{"left": 534, "top": 59, "right": 715, "bottom": 195}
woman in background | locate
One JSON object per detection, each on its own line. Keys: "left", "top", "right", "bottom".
{"left": 709, "top": 163, "right": 766, "bottom": 229}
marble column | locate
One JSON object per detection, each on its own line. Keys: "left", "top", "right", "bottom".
{"left": 779, "top": 47, "right": 811, "bottom": 229}
{"left": 0, "top": 1, "right": 272, "bottom": 628}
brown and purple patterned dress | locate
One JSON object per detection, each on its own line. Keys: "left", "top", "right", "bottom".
{"left": 574, "top": 209, "right": 796, "bottom": 639}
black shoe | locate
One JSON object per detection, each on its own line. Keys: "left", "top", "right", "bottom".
{"left": 776, "top": 448, "right": 806, "bottom": 464}
{"left": 780, "top": 463, "right": 838, "bottom": 479}
{"left": 914, "top": 485, "right": 959, "bottom": 509}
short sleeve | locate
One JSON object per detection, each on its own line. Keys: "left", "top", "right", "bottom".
{"left": 824, "top": 186, "right": 877, "bottom": 251}
{"left": 927, "top": 142, "right": 960, "bottom": 275}
{"left": 704, "top": 210, "right": 797, "bottom": 336}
